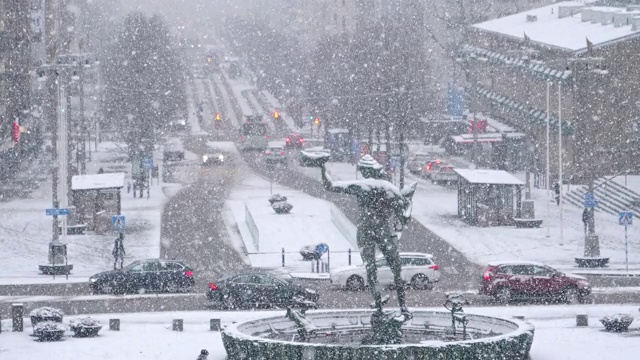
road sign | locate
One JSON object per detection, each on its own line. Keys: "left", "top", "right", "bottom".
{"left": 619, "top": 211, "right": 633, "bottom": 226}
{"left": 112, "top": 215, "right": 126, "bottom": 232}
{"left": 315, "top": 243, "right": 329, "bottom": 255}
{"left": 46, "top": 208, "right": 70, "bottom": 216}
{"left": 142, "top": 156, "right": 153, "bottom": 171}
{"left": 583, "top": 192, "right": 599, "bottom": 208}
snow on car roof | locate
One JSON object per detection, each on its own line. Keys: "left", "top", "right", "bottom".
{"left": 376, "top": 252, "right": 433, "bottom": 259}
{"left": 487, "top": 260, "right": 546, "bottom": 267}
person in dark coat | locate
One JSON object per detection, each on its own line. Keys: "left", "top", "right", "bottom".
{"left": 553, "top": 182, "right": 560, "bottom": 206}
{"left": 112, "top": 233, "right": 125, "bottom": 270}
{"left": 196, "top": 349, "right": 208, "bottom": 360}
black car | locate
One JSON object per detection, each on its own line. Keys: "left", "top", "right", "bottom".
{"left": 206, "top": 271, "right": 319, "bottom": 309}
{"left": 89, "top": 259, "right": 195, "bottom": 294}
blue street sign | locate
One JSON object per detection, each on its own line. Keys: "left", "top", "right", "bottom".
{"left": 46, "top": 208, "right": 70, "bottom": 216}
{"left": 619, "top": 211, "right": 633, "bottom": 226}
{"left": 112, "top": 215, "right": 126, "bottom": 231}
{"left": 315, "top": 243, "right": 329, "bottom": 255}
{"left": 142, "top": 156, "right": 154, "bottom": 171}
{"left": 583, "top": 192, "right": 599, "bottom": 208}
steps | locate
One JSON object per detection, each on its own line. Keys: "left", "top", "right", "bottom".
{"left": 563, "top": 177, "right": 640, "bottom": 216}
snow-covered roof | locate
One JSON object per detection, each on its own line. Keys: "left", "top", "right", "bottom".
{"left": 454, "top": 169, "right": 524, "bottom": 185}
{"left": 72, "top": 173, "right": 125, "bottom": 190}
{"left": 473, "top": 2, "right": 640, "bottom": 52}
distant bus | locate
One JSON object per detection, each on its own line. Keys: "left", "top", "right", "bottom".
{"left": 240, "top": 115, "right": 268, "bottom": 151}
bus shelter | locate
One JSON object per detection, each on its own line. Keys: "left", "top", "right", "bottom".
{"left": 454, "top": 169, "right": 524, "bottom": 227}
{"left": 71, "top": 173, "right": 125, "bottom": 233}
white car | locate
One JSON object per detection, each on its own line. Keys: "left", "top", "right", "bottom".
{"left": 330, "top": 252, "right": 440, "bottom": 291}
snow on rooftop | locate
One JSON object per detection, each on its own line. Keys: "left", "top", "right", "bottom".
{"left": 454, "top": 169, "right": 524, "bottom": 185}
{"left": 71, "top": 172, "right": 125, "bottom": 190}
{"left": 473, "top": 2, "right": 640, "bottom": 51}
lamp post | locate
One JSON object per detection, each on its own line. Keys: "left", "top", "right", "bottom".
{"left": 558, "top": 83, "right": 564, "bottom": 245}
{"left": 545, "top": 81, "right": 551, "bottom": 238}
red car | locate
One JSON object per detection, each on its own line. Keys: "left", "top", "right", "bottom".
{"left": 479, "top": 261, "right": 591, "bottom": 304}
{"left": 285, "top": 134, "right": 304, "bottom": 148}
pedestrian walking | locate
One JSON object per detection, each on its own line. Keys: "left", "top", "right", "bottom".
{"left": 553, "top": 182, "right": 560, "bottom": 206}
{"left": 112, "top": 233, "right": 125, "bottom": 270}
{"left": 582, "top": 208, "right": 590, "bottom": 236}
{"left": 196, "top": 349, "right": 209, "bottom": 360}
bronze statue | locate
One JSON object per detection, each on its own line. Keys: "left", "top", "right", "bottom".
{"left": 302, "top": 151, "right": 417, "bottom": 344}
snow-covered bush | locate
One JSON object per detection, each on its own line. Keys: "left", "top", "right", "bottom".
{"left": 30, "top": 307, "right": 64, "bottom": 327}
{"left": 272, "top": 201, "right": 293, "bottom": 214}
{"left": 70, "top": 317, "right": 103, "bottom": 337}
{"left": 600, "top": 314, "right": 634, "bottom": 332}
{"left": 33, "top": 321, "right": 67, "bottom": 341}
{"left": 268, "top": 194, "right": 288, "bottom": 205}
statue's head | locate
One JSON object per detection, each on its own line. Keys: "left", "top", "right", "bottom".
{"left": 357, "top": 155, "right": 384, "bottom": 179}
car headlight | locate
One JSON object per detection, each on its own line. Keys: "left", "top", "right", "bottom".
{"left": 305, "top": 288, "right": 316, "bottom": 294}
{"left": 202, "top": 155, "right": 208, "bottom": 162}
{"left": 218, "top": 154, "right": 224, "bottom": 161}
{"left": 89, "top": 277, "right": 97, "bottom": 283}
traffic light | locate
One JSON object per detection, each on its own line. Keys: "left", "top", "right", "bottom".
{"left": 215, "top": 113, "right": 221, "bottom": 121}
{"left": 273, "top": 111, "right": 280, "bottom": 120}
{"left": 12, "top": 121, "right": 19, "bottom": 143}
{"left": 314, "top": 118, "right": 320, "bottom": 126}
{"left": 309, "top": 115, "right": 314, "bottom": 121}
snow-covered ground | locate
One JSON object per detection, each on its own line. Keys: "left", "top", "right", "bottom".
{"left": 0, "top": 141, "right": 180, "bottom": 285}
{"left": 2, "top": 304, "right": 640, "bottom": 359}
{"left": 297, "top": 159, "right": 640, "bottom": 270}
{"left": 225, "top": 173, "right": 362, "bottom": 273}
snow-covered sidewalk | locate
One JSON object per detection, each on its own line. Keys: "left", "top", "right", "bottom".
{"left": 2, "top": 304, "right": 640, "bottom": 359}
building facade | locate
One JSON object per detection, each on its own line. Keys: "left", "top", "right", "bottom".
{"left": 461, "top": 2, "right": 640, "bottom": 180}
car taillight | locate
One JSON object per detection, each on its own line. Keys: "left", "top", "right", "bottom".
{"left": 209, "top": 282, "right": 218, "bottom": 290}
{"left": 279, "top": 151, "right": 286, "bottom": 155}
{"left": 265, "top": 150, "right": 271, "bottom": 155}
{"left": 185, "top": 270, "right": 193, "bottom": 277}
{"left": 429, "top": 264, "right": 440, "bottom": 271}
{"left": 299, "top": 138, "right": 304, "bottom": 142}
{"left": 426, "top": 164, "right": 432, "bottom": 170}
{"left": 483, "top": 272, "right": 492, "bottom": 282}
{"left": 286, "top": 138, "right": 291, "bottom": 142}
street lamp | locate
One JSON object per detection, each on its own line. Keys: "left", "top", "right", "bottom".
{"left": 545, "top": 81, "right": 551, "bottom": 238}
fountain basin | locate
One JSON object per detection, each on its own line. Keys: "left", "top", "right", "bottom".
{"left": 222, "top": 309, "right": 535, "bottom": 359}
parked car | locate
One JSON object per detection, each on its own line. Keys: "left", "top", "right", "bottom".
{"left": 163, "top": 140, "right": 185, "bottom": 161}
{"left": 89, "top": 259, "right": 195, "bottom": 294}
{"left": 168, "top": 119, "right": 187, "bottom": 131}
{"left": 330, "top": 252, "right": 440, "bottom": 291}
{"left": 202, "top": 152, "right": 225, "bottom": 166}
{"left": 264, "top": 144, "right": 288, "bottom": 166}
{"left": 407, "top": 155, "right": 431, "bottom": 175}
{"left": 420, "top": 159, "right": 445, "bottom": 179}
{"left": 206, "top": 271, "right": 319, "bottom": 309}
{"left": 285, "top": 133, "right": 305, "bottom": 149}
{"left": 431, "top": 165, "right": 457, "bottom": 184}
{"left": 479, "top": 261, "right": 591, "bottom": 304}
